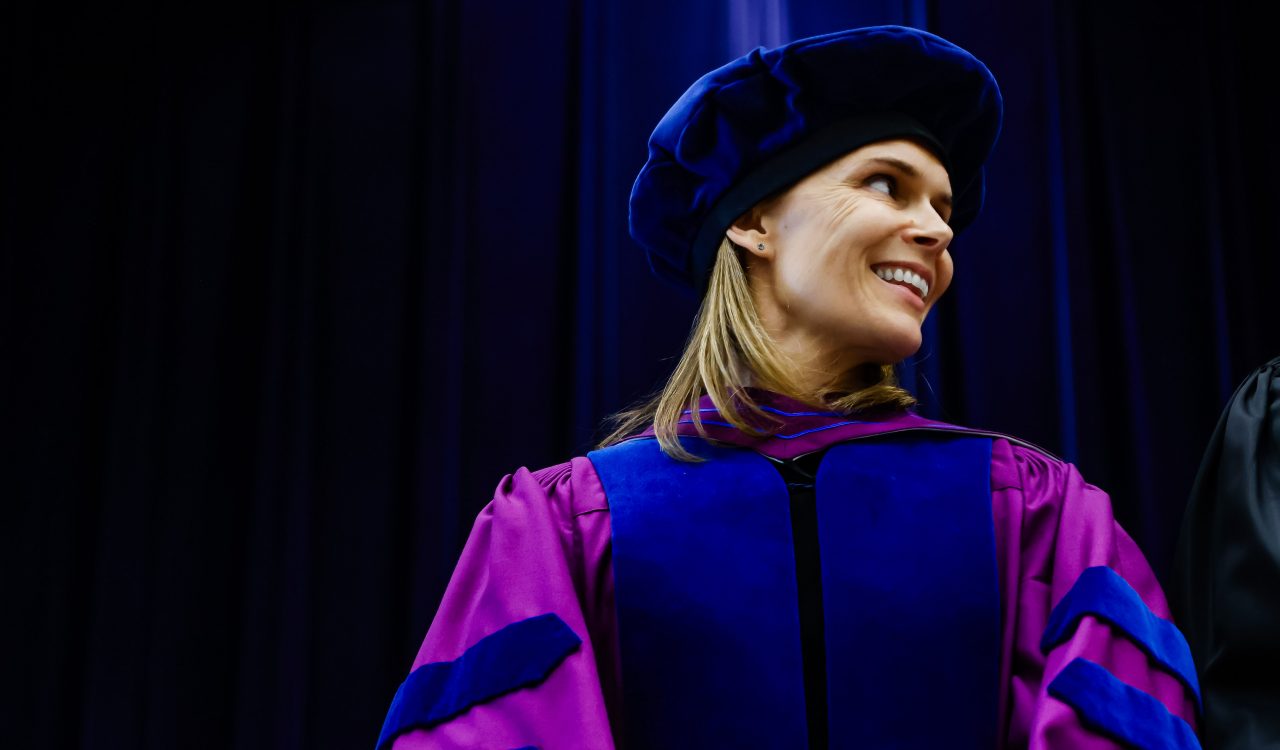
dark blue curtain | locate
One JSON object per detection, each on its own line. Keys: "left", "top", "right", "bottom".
{"left": 5, "top": 1, "right": 1275, "bottom": 748}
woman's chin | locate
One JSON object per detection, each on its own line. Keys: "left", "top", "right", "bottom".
{"left": 870, "top": 329, "right": 923, "bottom": 364}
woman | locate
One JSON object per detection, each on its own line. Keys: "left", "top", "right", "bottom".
{"left": 378, "top": 26, "right": 1201, "bottom": 749}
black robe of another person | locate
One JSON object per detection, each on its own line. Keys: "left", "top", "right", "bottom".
{"left": 1174, "top": 356, "right": 1280, "bottom": 750}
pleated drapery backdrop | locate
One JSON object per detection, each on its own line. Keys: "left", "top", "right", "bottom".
{"left": 5, "top": 1, "right": 1277, "bottom": 748}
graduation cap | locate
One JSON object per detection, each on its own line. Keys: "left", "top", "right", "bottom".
{"left": 628, "top": 25, "right": 1004, "bottom": 294}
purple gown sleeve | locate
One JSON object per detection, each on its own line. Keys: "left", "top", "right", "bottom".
{"left": 387, "top": 457, "right": 619, "bottom": 750}
{"left": 991, "top": 440, "right": 1200, "bottom": 749}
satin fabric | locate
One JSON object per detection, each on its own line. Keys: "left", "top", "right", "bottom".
{"left": 387, "top": 392, "right": 1198, "bottom": 748}
{"left": 1174, "top": 356, "right": 1280, "bottom": 750}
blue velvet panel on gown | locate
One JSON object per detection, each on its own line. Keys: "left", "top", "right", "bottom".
{"left": 591, "top": 434, "right": 999, "bottom": 749}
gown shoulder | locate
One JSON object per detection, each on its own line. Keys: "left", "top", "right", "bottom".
{"left": 379, "top": 457, "right": 617, "bottom": 750}
{"left": 988, "top": 438, "right": 1202, "bottom": 749}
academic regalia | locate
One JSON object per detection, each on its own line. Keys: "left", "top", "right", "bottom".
{"left": 377, "top": 391, "right": 1200, "bottom": 749}
{"left": 377, "top": 25, "right": 1201, "bottom": 750}
{"left": 1173, "top": 356, "right": 1280, "bottom": 750}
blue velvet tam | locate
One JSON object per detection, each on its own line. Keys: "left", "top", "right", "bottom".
{"left": 628, "top": 25, "right": 1003, "bottom": 293}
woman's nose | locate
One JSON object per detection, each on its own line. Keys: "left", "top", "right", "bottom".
{"left": 904, "top": 215, "right": 953, "bottom": 252}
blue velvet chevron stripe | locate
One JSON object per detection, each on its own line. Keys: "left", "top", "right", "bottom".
{"left": 375, "top": 614, "right": 581, "bottom": 750}
{"left": 1049, "top": 658, "right": 1201, "bottom": 750}
{"left": 1041, "top": 566, "right": 1201, "bottom": 708}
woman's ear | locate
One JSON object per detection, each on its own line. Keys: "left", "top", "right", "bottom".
{"left": 725, "top": 203, "right": 773, "bottom": 258}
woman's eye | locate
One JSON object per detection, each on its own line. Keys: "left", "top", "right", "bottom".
{"left": 866, "top": 175, "right": 895, "bottom": 195}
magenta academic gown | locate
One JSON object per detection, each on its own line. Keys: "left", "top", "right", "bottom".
{"left": 384, "top": 392, "right": 1200, "bottom": 749}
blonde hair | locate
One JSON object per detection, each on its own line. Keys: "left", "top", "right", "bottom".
{"left": 598, "top": 237, "right": 917, "bottom": 461}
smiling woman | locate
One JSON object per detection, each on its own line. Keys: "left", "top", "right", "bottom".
{"left": 379, "top": 26, "right": 1204, "bottom": 750}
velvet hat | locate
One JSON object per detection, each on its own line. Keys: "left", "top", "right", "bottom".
{"left": 628, "top": 25, "right": 1003, "bottom": 293}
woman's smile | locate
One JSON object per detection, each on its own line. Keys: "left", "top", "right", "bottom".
{"left": 870, "top": 261, "right": 934, "bottom": 302}
{"left": 872, "top": 269, "right": 927, "bottom": 312}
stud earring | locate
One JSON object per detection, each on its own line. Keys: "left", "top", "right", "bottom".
{"left": 756, "top": 243, "right": 766, "bottom": 251}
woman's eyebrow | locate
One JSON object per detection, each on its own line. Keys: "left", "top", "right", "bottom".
{"left": 859, "top": 156, "right": 953, "bottom": 206}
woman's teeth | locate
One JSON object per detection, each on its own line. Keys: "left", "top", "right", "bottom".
{"left": 874, "top": 266, "right": 929, "bottom": 299}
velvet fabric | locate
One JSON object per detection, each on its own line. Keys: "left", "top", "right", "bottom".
{"left": 1041, "top": 566, "right": 1200, "bottom": 709}
{"left": 1046, "top": 658, "right": 1200, "bottom": 750}
{"left": 816, "top": 436, "right": 999, "bottom": 748}
{"left": 589, "top": 433, "right": 1001, "bottom": 748}
{"left": 375, "top": 613, "right": 580, "bottom": 750}
{"left": 589, "top": 436, "right": 809, "bottom": 747}
{"left": 628, "top": 25, "right": 1002, "bottom": 291}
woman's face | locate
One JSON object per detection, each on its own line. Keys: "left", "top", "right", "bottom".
{"left": 727, "top": 138, "right": 956, "bottom": 374}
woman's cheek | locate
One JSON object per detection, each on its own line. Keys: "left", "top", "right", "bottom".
{"left": 781, "top": 251, "right": 822, "bottom": 301}
{"left": 932, "top": 253, "right": 955, "bottom": 302}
